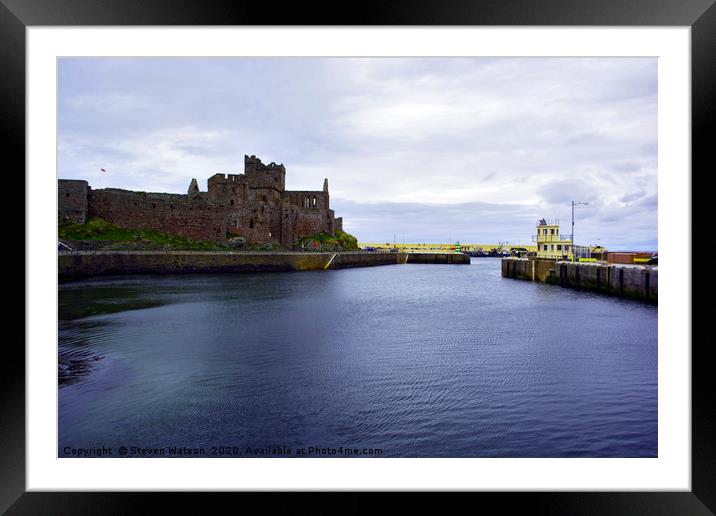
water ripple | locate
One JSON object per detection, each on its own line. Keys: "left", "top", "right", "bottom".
{"left": 59, "top": 260, "right": 657, "bottom": 457}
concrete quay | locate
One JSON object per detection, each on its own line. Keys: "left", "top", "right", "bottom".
{"left": 58, "top": 250, "right": 470, "bottom": 280}
{"left": 501, "top": 258, "right": 657, "bottom": 304}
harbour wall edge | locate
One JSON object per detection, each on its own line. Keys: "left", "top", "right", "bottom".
{"left": 501, "top": 258, "right": 657, "bottom": 304}
{"left": 58, "top": 251, "right": 470, "bottom": 280}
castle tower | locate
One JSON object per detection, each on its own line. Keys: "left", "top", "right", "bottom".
{"left": 323, "top": 178, "right": 328, "bottom": 193}
{"left": 533, "top": 218, "right": 572, "bottom": 260}
{"left": 188, "top": 178, "right": 199, "bottom": 195}
{"left": 244, "top": 155, "right": 286, "bottom": 192}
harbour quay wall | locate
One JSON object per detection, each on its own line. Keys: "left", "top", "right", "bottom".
{"left": 328, "top": 251, "right": 470, "bottom": 269}
{"left": 405, "top": 253, "right": 471, "bottom": 265}
{"left": 59, "top": 251, "right": 469, "bottom": 280}
{"left": 501, "top": 258, "right": 657, "bottom": 303}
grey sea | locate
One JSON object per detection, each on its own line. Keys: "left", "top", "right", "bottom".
{"left": 58, "top": 258, "right": 657, "bottom": 457}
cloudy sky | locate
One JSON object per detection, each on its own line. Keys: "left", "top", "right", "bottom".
{"left": 58, "top": 57, "right": 657, "bottom": 249}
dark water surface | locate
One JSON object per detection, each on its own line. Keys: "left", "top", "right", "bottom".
{"left": 58, "top": 258, "right": 657, "bottom": 457}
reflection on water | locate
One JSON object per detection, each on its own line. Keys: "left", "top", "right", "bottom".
{"left": 58, "top": 259, "right": 657, "bottom": 457}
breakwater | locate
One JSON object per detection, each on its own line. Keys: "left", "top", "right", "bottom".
{"left": 501, "top": 258, "right": 657, "bottom": 303}
{"left": 58, "top": 251, "right": 469, "bottom": 280}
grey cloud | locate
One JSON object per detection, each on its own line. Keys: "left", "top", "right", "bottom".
{"left": 58, "top": 57, "right": 657, "bottom": 249}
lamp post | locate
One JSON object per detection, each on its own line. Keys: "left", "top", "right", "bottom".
{"left": 571, "top": 201, "right": 589, "bottom": 261}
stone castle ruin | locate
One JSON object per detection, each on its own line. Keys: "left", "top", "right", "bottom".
{"left": 58, "top": 155, "right": 344, "bottom": 249}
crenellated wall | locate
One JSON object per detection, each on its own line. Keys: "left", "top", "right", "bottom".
{"left": 88, "top": 188, "right": 228, "bottom": 242}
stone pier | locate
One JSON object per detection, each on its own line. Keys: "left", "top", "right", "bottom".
{"left": 59, "top": 251, "right": 470, "bottom": 281}
{"left": 501, "top": 258, "right": 657, "bottom": 304}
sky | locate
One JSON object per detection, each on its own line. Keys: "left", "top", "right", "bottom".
{"left": 58, "top": 57, "right": 657, "bottom": 250}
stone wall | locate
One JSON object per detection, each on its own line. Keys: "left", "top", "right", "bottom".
{"left": 282, "top": 190, "right": 329, "bottom": 210}
{"left": 88, "top": 188, "right": 228, "bottom": 243}
{"left": 58, "top": 251, "right": 470, "bottom": 280}
{"left": 501, "top": 257, "right": 555, "bottom": 281}
{"left": 406, "top": 253, "right": 471, "bottom": 264}
{"left": 502, "top": 258, "right": 657, "bottom": 303}
{"left": 58, "top": 180, "right": 89, "bottom": 223}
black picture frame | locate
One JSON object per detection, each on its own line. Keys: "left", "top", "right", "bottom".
{"left": 5, "top": 0, "right": 710, "bottom": 513}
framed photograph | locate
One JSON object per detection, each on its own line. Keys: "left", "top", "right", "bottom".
{"left": 8, "top": 0, "right": 711, "bottom": 512}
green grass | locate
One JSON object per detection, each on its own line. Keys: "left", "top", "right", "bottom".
{"left": 58, "top": 217, "right": 228, "bottom": 251}
{"left": 242, "top": 241, "right": 287, "bottom": 252}
{"left": 296, "top": 229, "right": 360, "bottom": 252}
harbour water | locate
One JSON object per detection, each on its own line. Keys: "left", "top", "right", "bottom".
{"left": 58, "top": 258, "right": 657, "bottom": 457}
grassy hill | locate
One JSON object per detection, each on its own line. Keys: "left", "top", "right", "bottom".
{"left": 296, "top": 229, "right": 360, "bottom": 252}
{"left": 59, "top": 217, "right": 228, "bottom": 251}
{"left": 59, "top": 218, "right": 361, "bottom": 252}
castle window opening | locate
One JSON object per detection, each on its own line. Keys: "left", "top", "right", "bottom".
{"left": 152, "top": 203, "right": 156, "bottom": 209}
{"left": 263, "top": 195, "right": 267, "bottom": 202}
{"left": 249, "top": 218, "right": 254, "bottom": 229}
{"left": 550, "top": 229, "right": 555, "bottom": 234}
{"left": 231, "top": 199, "right": 234, "bottom": 206}
{"left": 65, "top": 192, "right": 70, "bottom": 198}
{"left": 312, "top": 197, "right": 316, "bottom": 207}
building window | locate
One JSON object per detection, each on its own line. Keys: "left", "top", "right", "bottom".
{"left": 231, "top": 199, "right": 234, "bottom": 206}
{"left": 557, "top": 245, "right": 562, "bottom": 251}
{"left": 65, "top": 192, "right": 70, "bottom": 198}
{"left": 249, "top": 218, "right": 254, "bottom": 229}
{"left": 312, "top": 197, "right": 317, "bottom": 207}
{"left": 263, "top": 195, "right": 267, "bottom": 202}
{"left": 551, "top": 245, "right": 554, "bottom": 251}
